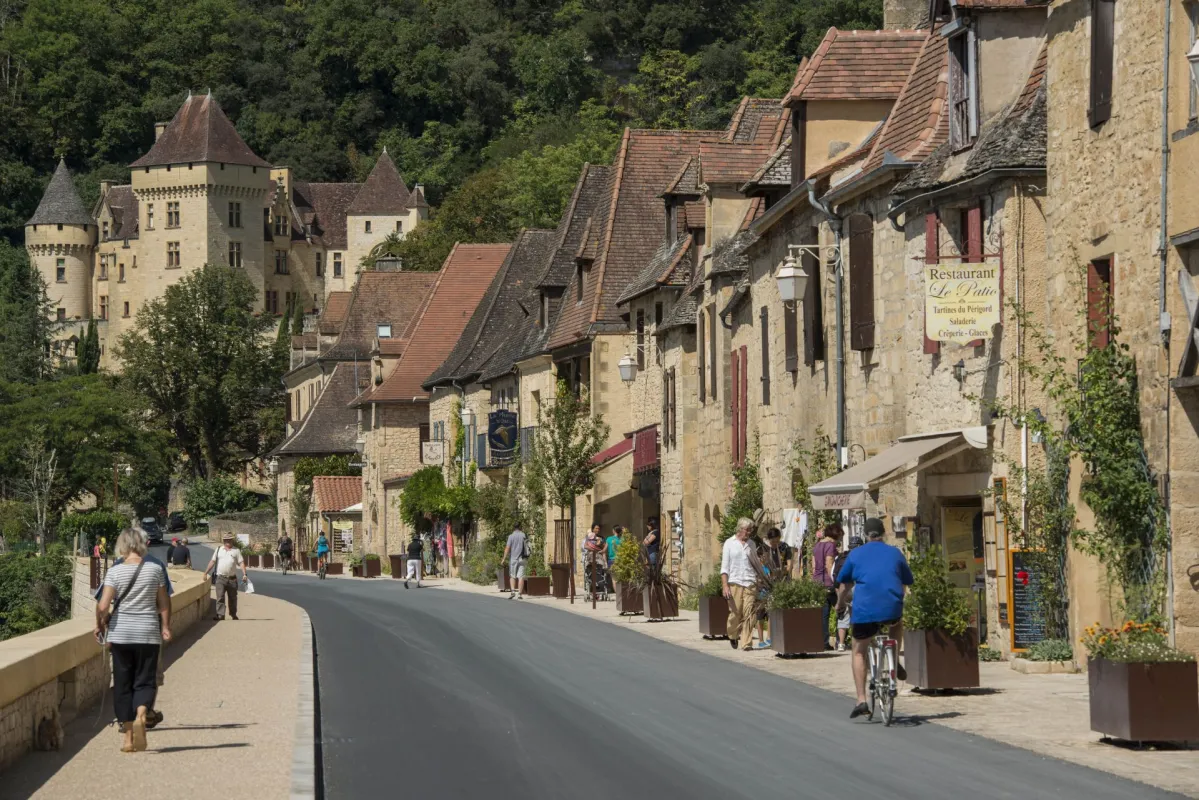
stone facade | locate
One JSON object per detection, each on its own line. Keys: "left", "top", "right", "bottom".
{"left": 362, "top": 403, "right": 428, "bottom": 557}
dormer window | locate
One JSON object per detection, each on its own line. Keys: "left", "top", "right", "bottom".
{"left": 666, "top": 202, "right": 678, "bottom": 244}
{"left": 949, "top": 26, "right": 978, "bottom": 150}
{"left": 377, "top": 324, "right": 392, "bottom": 339}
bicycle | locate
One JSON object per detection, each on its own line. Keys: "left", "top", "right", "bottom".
{"left": 867, "top": 627, "right": 899, "bottom": 725}
{"left": 279, "top": 553, "right": 292, "bottom": 575}
{"left": 317, "top": 554, "right": 327, "bottom": 580}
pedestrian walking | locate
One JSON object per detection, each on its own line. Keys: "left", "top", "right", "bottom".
{"left": 642, "top": 517, "right": 661, "bottom": 566}
{"left": 721, "top": 517, "right": 760, "bottom": 651}
{"left": 813, "top": 522, "right": 841, "bottom": 649}
{"left": 206, "top": 533, "right": 247, "bottom": 620}
{"left": 94, "top": 528, "right": 171, "bottom": 753}
{"left": 502, "top": 524, "right": 529, "bottom": 599}
{"left": 404, "top": 536, "right": 423, "bottom": 588}
{"left": 171, "top": 537, "right": 192, "bottom": 568}
{"left": 755, "top": 527, "right": 793, "bottom": 648}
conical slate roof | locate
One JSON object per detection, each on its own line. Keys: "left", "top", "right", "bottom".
{"left": 130, "top": 93, "right": 271, "bottom": 169}
{"left": 26, "top": 160, "right": 93, "bottom": 226}
{"left": 346, "top": 150, "right": 411, "bottom": 215}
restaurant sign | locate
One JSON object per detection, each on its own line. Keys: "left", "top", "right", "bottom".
{"left": 925, "top": 262, "right": 1000, "bottom": 344}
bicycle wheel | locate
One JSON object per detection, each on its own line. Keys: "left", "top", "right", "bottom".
{"left": 867, "top": 644, "right": 879, "bottom": 720}
{"left": 879, "top": 644, "right": 896, "bottom": 726}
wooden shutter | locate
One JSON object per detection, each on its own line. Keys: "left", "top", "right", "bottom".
{"left": 924, "top": 211, "right": 941, "bottom": 355}
{"left": 784, "top": 301, "right": 798, "bottom": 372}
{"left": 759, "top": 306, "right": 770, "bottom": 406}
{"left": 964, "top": 205, "right": 984, "bottom": 347}
{"left": 802, "top": 232, "right": 824, "bottom": 364}
{"left": 698, "top": 311, "right": 706, "bottom": 402}
{"left": 1090, "top": 0, "right": 1115, "bottom": 127}
{"left": 669, "top": 368, "right": 677, "bottom": 447}
{"left": 636, "top": 310, "right": 645, "bottom": 369}
{"left": 848, "top": 214, "right": 875, "bottom": 351}
{"left": 419, "top": 423, "right": 430, "bottom": 445}
{"left": 661, "top": 368, "right": 669, "bottom": 450}
{"left": 709, "top": 307, "right": 718, "bottom": 399}
{"left": 733, "top": 343, "right": 743, "bottom": 462}
{"left": 730, "top": 348, "right": 740, "bottom": 464}
{"left": 1087, "top": 258, "right": 1112, "bottom": 349}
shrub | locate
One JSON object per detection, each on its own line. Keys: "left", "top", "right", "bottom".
{"left": 902, "top": 545, "right": 972, "bottom": 636}
{"left": 363, "top": 553, "right": 380, "bottom": 561}
{"left": 718, "top": 450, "right": 762, "bottom": 543}
{"left": 978, "top": 645, "right": 1002, "bottom": 662}
{"left": 1020, "top": 638, "right": 1074, "bottom": 662}
{"left": 58, "top": 510, "right": 128, "bottom": 552}
{"left": 698, "top": 573, "right": 724, "bottom": 598}
{"left": 767, "top": 577, "right": 826, "bottom": 611}
{"left": 0, "top": 546, "right": 73, "bottom": 640}
{"left": 461, "top": 537, "right": 503, "bottom": 586}
{"left": 609, "top": 533, "right": 644, "bottom": 585}
{"left": 183, "top": 475, "right": 257, "bottom": 526}
{"left": 1080, "top": 620, "right": 1194, "bottom": 663}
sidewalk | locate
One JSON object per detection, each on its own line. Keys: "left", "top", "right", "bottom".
{"left": 428, "top": 576, "right": 1199, "bottom": 798}
{"left": 1, "top": 593, "right": 306, "bottom": 800}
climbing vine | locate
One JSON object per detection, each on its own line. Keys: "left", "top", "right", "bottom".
{"left": 790, "top": 425, "right": 840, "bottom": 530}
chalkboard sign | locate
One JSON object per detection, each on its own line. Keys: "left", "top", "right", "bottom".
{"left": 1009, "top": 550, "right": 1047, "bottom": 652}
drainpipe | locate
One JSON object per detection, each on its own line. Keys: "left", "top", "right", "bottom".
{"left": 808, "top": 181, "right": 848, "bottom": 468}
{"left": 1160, "top": 0, "right": 1176, "bottom": 643}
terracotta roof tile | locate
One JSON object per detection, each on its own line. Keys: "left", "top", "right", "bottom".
{"left": 741, "top": 135, "right": 792, "bottom": 193}
{"left": 312, "top": 475, "right": 362, "bottom": 513}
{"left": 699, "top": 139, "right": 777, "bottom": 185}
{"left": 27, "top": 160, "right": 92, "bottom": 226}
{"left": 131, "top": 94, "right": 270, "bottom": 169}
{"left": 616, "top": 233, "right": 693, "bottom": 306}
{"left": 375, "top": 338, "right": 408, "bottom": 356}
{"left": 321, "top": 271, "right": 438, "bottom": 361}
{"left": 683, "top": 201, "right": 706, "bottom": 229}
{"left": 783, "top": 29, "right": 925, "bottom": 104}
{"left": 663, "top": 156, "right": 701, "bottom": 196}
{"left": 272, "top": 363, "right": 361, "bottom": 456}
{"left": 859, "top": 28, "right": 949, "bottom": 174}
{"left": 292, "top": 182, "right": 361, "bottom": 250}
{"left": 360, "top": 243, "right": 510, "bottom": 403}
{"left": 346, "top": 150, "right": 411, "bottom": 215}
{"left": 725, "top": 98, "right": 786, "bottom": 145}
{"left": 319, "top": 292, "right": 353, "bottom": 335}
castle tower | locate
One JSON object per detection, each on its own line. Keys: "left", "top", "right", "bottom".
{"left": 25, "top": 159, "right": 96, "bottom": 357}
{"left": 344, "top": 149, "right": 422, "bottom": 273}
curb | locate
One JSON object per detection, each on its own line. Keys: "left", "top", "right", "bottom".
{"left": 290, "top": 610, "right": 319, "bottom": 799}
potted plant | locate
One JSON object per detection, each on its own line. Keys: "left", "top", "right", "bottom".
{"left": 697, "top": 574, "right": 729, "bottom": 639}
{"left": 640, "top": 543, "right": 678, "bottom": 621}
{"left": 1012, "top": 638, "right": 1077, "bottom": 674}
{"left": 325, "top": 559, "right": 343, "bottom": 575}
{"left": 524, "top": 561, "right": 550, "bottom": 596}
{"left": 257, "top": 542, "right": 274, "bottom": 570}
{"left": 305, "top": 552, "right": 316, "bottom": 572}
{"left": 1082, "top": 620, "right": 1198, "bottom": 742}
{"left": 903, "top": 546, "right": 979, "bottom": 689}
{"left": 363, "top": 553, "right": 381, "bottom": 578}
{"left": 242, "top": 542, "right": 260, "bottom": 569}
{"left": 767, "top": 577, "right": 827, "bottom": 656}
{"left": 348, "top": 554, "right": 365, "bottom": 577}
{"left": 609, "top": 534, "right": 644, "bottom": 615}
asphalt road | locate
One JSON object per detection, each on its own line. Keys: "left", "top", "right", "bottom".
{"left": 246, "top": 572, "right": 1183, "bottom": 800}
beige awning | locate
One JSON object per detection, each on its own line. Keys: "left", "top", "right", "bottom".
{"left": 808, "top": 427, "right": 989, "bottom": 510}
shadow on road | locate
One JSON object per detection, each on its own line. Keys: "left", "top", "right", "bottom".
{"left": 153, "top": 743, "right": 251, "bottom": 754}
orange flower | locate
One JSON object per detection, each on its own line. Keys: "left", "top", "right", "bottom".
{"left": 1099, "top": 636, "right": 1109, "bottom": 645}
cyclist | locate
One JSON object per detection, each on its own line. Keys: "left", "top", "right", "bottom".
{"left": 835, "top": 517, "right": 913, "bottom": 719}
{"left": 315, "top": 531, "right": 331, "bottom": 574}
{"left": 277, "top": 531, "right": 294, "bottom": 573}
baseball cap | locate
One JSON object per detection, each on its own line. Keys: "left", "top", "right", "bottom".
{"left": 863, "top": 517, "right": 886, "bottom": 539}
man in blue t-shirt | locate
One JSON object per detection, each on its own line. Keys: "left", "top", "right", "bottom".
{"left": 835, "top": 517, "right": 914, "bottom": 719}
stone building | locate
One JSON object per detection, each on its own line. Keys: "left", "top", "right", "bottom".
{"left": 26, "top": 91, "right": 427, "bottom": 368}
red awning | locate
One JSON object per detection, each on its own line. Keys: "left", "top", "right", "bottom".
{"left": 633, "top": 425, "right": 659, "bottom": 474}
{"left": 591, "top": 436, "right": 633, "bottom": 466}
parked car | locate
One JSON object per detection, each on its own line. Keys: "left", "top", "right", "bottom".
{"left": 141, "top": 517, "right": 163, "bottom": 544}
{"left": 167, "top": 511, "right": 187, "bottom": 532}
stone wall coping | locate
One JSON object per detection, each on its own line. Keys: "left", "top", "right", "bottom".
{"left": 0, "top": 564, "right": 210, "bottom": 710}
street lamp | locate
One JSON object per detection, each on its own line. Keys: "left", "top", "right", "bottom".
{"left": 775, "top": 247, "right": 810, "bottom": 304}
{"left": 618, "top": 353, "right": 637, "bottom": 383}
{"left": 268, "top": 456, "right": 279, "bottom": 476}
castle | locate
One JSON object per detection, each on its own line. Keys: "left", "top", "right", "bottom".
{"left": 24, "top": 91, "right": 428, "bottom": 369}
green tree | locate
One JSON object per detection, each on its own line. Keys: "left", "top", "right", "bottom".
{"left": 0, "top": 545, "right": 74, "bottom": 640}
{"left": 78, "top": 318, "right": 100, "bottom": 374}
{"left": 293, "top": 454, "right": 361, "bottom": 488}
{"left": 181, "top": 474, "right": 257, "bottom": 526}
{"left": 117, "top": 263, "right": 285, "bottom": 478}
{"left": 0, "top": 241, "right": 58, "bottom": 383}
{"left": 399, "top": 466, "right": 447, "bottom": 534}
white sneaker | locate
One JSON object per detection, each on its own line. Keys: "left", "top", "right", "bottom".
{"left": 508, "top": 591, "right": 515, "bottom": 600}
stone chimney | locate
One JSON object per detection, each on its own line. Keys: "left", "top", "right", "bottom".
{"left": 883, "top": 0, "right": 927, "bottom": 29}
{"left": 154, "top": 122, "right": 168, "bottom": 141}
{"left": 374, "top": 256, "right": 404, "bottom": 272}
{"left": 99, "top": 180, "right": 114, "bottom": 199}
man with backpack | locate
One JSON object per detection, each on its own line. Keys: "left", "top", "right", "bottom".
{"left": 502, "top": 525, "right": 529, "bottom": 600}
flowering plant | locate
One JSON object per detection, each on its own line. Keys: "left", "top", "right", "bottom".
{"left": 1079, "top": 621, "right": 1194, "bottom": 663}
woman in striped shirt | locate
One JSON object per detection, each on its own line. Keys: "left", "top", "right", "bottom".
{"left": 95, "top": 528, "right": 172, "bottom": 752}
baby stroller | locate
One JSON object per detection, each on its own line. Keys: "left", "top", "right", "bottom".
{"left": 584, "top": 552, "right": 610, "bottom": 602}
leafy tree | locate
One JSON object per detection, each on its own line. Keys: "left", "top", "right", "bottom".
{"left": 291, "top": 295, "right": 305, "bottom": 336}
{"left": 78, "top": 318, "right": 100, "bottom": 374}
{"left": 719, "top": 444, "right": 763, "bottom": 543}
{"left": 181, "top": 474, "right": 257, "bottom": 526}
{"left": 0, "top": 545, "right": 74, "bottom": 640}
{"left": 0, "top": 241, "right": 58, "bottom": 383}
{"left": 117, "top": 263, "right": 285, "bottom": 478}
{"left": 57, "top": 509, "right": 127, "bottom": 553}
{"left": 399, "top": 466, "right": 447, "bottom": 534}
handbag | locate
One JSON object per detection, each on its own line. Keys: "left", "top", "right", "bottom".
{"left": 99, "top": 560, "right": 146, "bottom": 635}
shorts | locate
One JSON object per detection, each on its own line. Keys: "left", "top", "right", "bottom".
{"left": 837, "top": 607, "right": 852, "bottom": 630}
{"left": 851, "top": 618, "right": 901, "bottom": 641}
{"left": 511, "top": 559, "right": 527, "bottom": 580}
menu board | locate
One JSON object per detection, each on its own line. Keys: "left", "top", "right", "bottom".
{"left": 1009, "top": 550, "right": 1046, "bottom": 652}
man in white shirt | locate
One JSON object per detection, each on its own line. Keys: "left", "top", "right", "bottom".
{"left": 721, "top": 517, "right": 760, "bottom": 651}
{"left": 205, "top": 533, "right": 248, "bottom": 620}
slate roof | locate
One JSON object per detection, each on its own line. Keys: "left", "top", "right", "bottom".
{"left": 476, "top": 233, "right": 559, "bottom": 382}
{"left": 616, "top": 233, "right": 693, "bottom": 306}
{"left": 406, "top": 184, "right": 429, "bottom": 209}
{"left": 131, "top": 93, "right": 271, "bottom": 169}
{"left": 783, "top": 29, "right": 925, "bottom": 104}
{"left": 27, "top": 160, "right": 92, "bottom": 226}
{"left": 319, "top": 291, "right": 353, "bottom": 335}
{"left": 725, "top": 98, "right": 787, "bottom": 145}
{"left": 425, "top": 230, "right": 555, "bottom": 388}
{"left": 706, "top": 232, "right": 758, "bottom": 281}
{"left": 359, "top": 243, "right": 510, "bottom": 404}
{"left": 102, "top": 186, "right": 140, "bottom": 240}
{"left": 741, "top": 135, "right": 792, "bottom": 194}
{"left": 346, "top": 150, "right": 411, "bottom": 215}
{"left": 320, "top": 271, "right": 438, "bottom": 362}
{"left": 663, "top": 157, "right": 701, "bottom": 196}
{"left": 311, "top": 475, "right": 363, "bottom": 513}
{"left": 272, "top": 363, "right": 362, "bottom": 456}
{"left": 293, "top": 182, "right": 362, "bottom": 251}
{"left": 895, "top": 44, "right": 1046, "bottom": 194}
{"left": 538, "top": 165, "right": 612, "bottom": 290}
{"left": 547, "top": 128, "right": 715, "bottom": 351}
{"left": 657, "top": 292, "right": 697, "bottom": 333}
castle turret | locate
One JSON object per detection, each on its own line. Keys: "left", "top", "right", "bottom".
{"left": 25, "top": 159, "right": 96, "bottom": 341}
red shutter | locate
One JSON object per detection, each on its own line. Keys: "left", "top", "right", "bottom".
{"left": 924, "top": 211, "right": 940, "bottom": 355}
{"left": 698, "top": 312, "right": 706, "bottom": 402}
{"left": 1087, "top": 258, "right": 1112, "bottom": 349}
{"left": 739, "top": 344, "right": 749, "bottom": 466}
{"left": 848, "top": 215, "right": 875, "bottom": 350}
{"left": 730, "top": 348, "right": 740, "bottom": 464}
{"left": 965, "top": 205, "right": 984, "bottom": 347}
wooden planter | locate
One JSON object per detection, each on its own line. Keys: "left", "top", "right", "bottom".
{"left": 905, "top": 628, "right": 980, "bottom": 689}
{"left": 260, "top": 553, "right": 274, "bottom": 569}
{"left": 615, "top": 582, "right": 643, "bottom": 615}
{"left": 699, "top": 596, "right": 729, "bottom": 639}
{"left": 550, "top": 563, "right": 570, "bottom": 598}
{"left": 325, "top": 562, "right": 343, "bottom": 575}
{"left": 364, "top": 558, "right": 381, "bottom": 578}
{"left": 308, "top": 557, "right": 319, "bottom": 573}
{"left": 769, "top": 607, "right": 826, "bottom": 656}
{"left": 246, "top": 554, "right": 260, "bottom": 568}
{"left": 643, "top": 584, "right": 678, "bottom": 620}
{"left": 524, "top": 576, "right": 550, "bottom": 596}
{"left": 352, "top": 564, "right": 363, "bottom": 577}
{"left": 1089, "top": 658, "right": 1199, "bottom": 742}
{"left": 300, "top": 554, "right": 310, "bottom": 571}
{"left": 389, "top": 555, "right": 406, "bottom": 578}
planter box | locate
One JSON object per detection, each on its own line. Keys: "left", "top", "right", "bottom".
{"left": 615, "top": 582, "right": 642, "bottom": 615}
{"left": 351, "top": 565, "right": 363, "bottom": 578}
{"left": 325, "top": 562, "right": 343, "bottom": 575}
{"left": 364, "top": 559, "right": 381, "bottom": 578}
{"left": 524, "top": 576, "right": 550, "bottom": 596}
{"left": 307, "top": 556, "right": 317, "bottom": 573}
{"left": 260, "top": 553, "right": 273, "bottom": 569}
{"left": 550, "top": 563, "right": 570, "bottom": 598}
{"left": 699, "top": 596, "right": 729, "bottom": 638}
{"left": 769, "top": 607, "right": 826, "bottom": 656}
{"left": 1012, "top": 658, "right": 1078, "bottom": 675}
{"left": 389, "top": 555, "right": 406, "bottom": 578}
{"left": 642, "top": 584, "right": 678, "bottom": 620}
{"left": 905, "top": 629, "right": 980, "bottom": 690}
{"left": 1089, "top": 658, "right": 1199, "bottom": 742}
{"left": 246, "top": 554, "right": 260, "bottom": 568}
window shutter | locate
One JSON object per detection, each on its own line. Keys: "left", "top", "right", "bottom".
{"left": 669, "top": 368, "right": 677, "bottom": 447}
{"left": 760, "top": 306, "right": 771, "bottom": 406}
{"left": 965, "top": 205, "right": 985, "bottom": 347}
{"left": 802, "top": 232, "right": 825, "bottom": 364}
{"left": 1087, "top": 258, "right": 1112, "bottom": 349}
{"left": 709, "top": 307, "right": 718, "bottom": 399}
{"left": 730, "top": 348, "right": 740, "bottom": 464}
{"left": 733, "top": 343, "right": 743, "bottom": 465}
{"left": 848, "top": 215, "right": 875, "bottom": 350}
{"left": 1090, "top": 0, "right": 1115, "bottom": 127}
{"left": 636, "top": 310, "right": 645, "bottom": 369}
{"left": 924, "top": 212, "right": 941, "bottom": 355}
{"left": 784, "top": 301, "right": 799, "bottom": 372}
{"left": 662, "top": 369, "right": 669, "bottom": 450}
{"left": 698, "top": 311, "right": 706, "bottom": 402}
